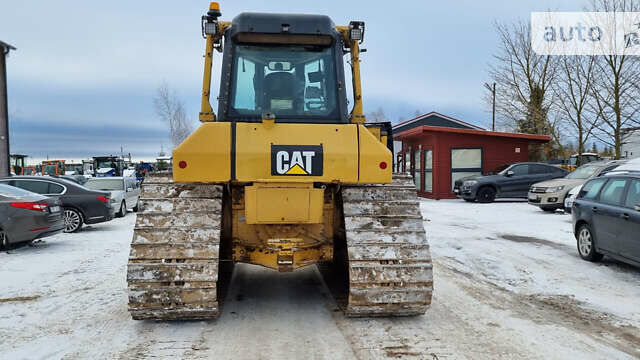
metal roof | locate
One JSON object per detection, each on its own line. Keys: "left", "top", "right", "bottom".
{"left": 394, "top": 125, "right": 551, "bottom": 143}
{"left": 393, "top": 111, "right": 485, "bottom": 132}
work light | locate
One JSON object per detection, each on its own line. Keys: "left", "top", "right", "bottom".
{"left": 349, "top": 21, "right": 365, "bottom": 43}
{"left": 204, "top": 22, "right": 218, "bottom": 35}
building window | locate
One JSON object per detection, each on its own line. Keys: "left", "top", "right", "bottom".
{"left": 404, "top": 149, "right": 411, "bottom": 173}
{"left": 451, "top": 148, "right": 482, "bottom": 191}
{"left": 414, "top": 149, "right": 421, "bottom": 190}
{"left": 424, "top": 149, "right": 433, "bottom": 192}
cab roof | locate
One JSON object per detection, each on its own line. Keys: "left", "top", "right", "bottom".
{"left": 229, "top": 12, "right": 338, "bottom": 38}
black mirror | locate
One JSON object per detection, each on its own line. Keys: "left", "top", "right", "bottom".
{"left": 506, "top": 170, "right": 514, "bottom": 177}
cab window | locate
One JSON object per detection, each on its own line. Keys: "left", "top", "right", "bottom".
{"left": 229, "top": 44, "right": 339, "bottom": 122}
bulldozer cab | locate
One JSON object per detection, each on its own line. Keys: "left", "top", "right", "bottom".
{"left": 218, "top": 13, "right": 347, "bottom": 123}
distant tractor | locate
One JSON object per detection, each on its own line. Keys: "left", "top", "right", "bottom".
{"left": 21, "top": 166, "right": 36, "bottom": 175}
{"left": 9, "top": 154, "right": 27, "bottom": 175}
{"left": 564, "top": 153, "right": 601, "bottom": 172}
{"left": 42, "top": 160, "right": 65, "bottom": 176}
{"left": 93, "top": 156, "right": 125, "bottom": 177}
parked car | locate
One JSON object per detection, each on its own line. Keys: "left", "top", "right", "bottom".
{"left": 0, "top": 176, "right": 114, "bottom": 233}
{"left": 572, "top": 174, "right": 640, "bottom": 267}
{"left": 84, "top": 177, "right": 141, "bottom": 217}
{"left": 0, "top": 184, "right": 64, "bottom": 249}
{"left": 529, "top": 160, "right": 625, "bottom": 212}
{"left": 456, "top": 162, "right": 567, "bottom": 203}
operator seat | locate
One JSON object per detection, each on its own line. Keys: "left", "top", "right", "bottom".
{"left": 263, "top": 72, "right": 299, "bottom": 113}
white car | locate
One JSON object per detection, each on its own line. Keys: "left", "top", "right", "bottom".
{"left": 84, "top": 177, "right": 141, "bottom": 217}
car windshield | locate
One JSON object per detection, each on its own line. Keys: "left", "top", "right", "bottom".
{"left": 489, "top": 164, "right": 510, "bottom": 175}
{"left": 85, "top": 179, "right": 124, "bottom": 191}
{"left": 498, "top": 165, "right": 515, "bottom": 175}
{"left": 566, "top": 165, "right": 599, "bottom": 179}
{"left": 96, "top": 159, "right": 118, "bottom": 169}
{"left": 229, "top": 44, "right": 339, "bottom": 121}
{"left": 0, "top": 184, "right": 38, "bottom": 198}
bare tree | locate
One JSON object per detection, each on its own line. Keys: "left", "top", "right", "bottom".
{"left": 367, "top": 107, "right": 387, "bottom": 123}
{"left": 153, "top": 83, "right": 193, "bottom": 148}
{"left": 553, "top": 55, "right": 598, "bottom": 166}
{"left": 488, "top": 20, "right": 559, "bottom": 159}
{"left": 588, "top": 0, "right": 640, "bottom": 159}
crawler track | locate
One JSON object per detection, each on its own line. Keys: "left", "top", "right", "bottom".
{"left": 126, "top": 175, "right": 227, "bottom": 320}
{"left": 328, "top": 174, "right": 433, "bottom": 316}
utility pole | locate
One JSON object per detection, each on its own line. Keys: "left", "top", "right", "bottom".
{"left": 484, "top": 82, "right": 496, "bottom": 131}
{"left": 0, "top": 41, "right": 16, "bottom": 177}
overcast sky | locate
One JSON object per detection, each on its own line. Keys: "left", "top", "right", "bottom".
{"left": 1, "top": 0, "right": 586, "bottom": 162}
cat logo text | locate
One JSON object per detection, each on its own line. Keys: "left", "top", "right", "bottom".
{"left": 271, "top": 145, "right": 323, "bottom": 176}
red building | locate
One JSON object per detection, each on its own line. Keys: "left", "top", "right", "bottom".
{"left": 393, "top": 112, "right": 550, "bottom": 199}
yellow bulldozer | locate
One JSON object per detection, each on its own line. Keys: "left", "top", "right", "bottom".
{"left": 127, "top": 3, "right": 433, "bottom": 320}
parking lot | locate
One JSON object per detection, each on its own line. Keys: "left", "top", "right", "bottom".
{"left": 1, "top": 200, "right": 639, "bottom": 359}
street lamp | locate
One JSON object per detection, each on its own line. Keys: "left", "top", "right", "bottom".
{"left": 484, "top": 82, "right": 496, "bottom": 131}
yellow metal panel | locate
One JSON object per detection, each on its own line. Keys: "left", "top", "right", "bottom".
{"left": 245, "top": 183, "right": 324, "bottom": 224}
{"left": 172, "top": 122, "right": 231, "bottom": 183}
{"left": 235, "top": 123, "right": 359, "bottom": 183}
{"left": 358, "top": 125, "right": 392, "bottom": 184}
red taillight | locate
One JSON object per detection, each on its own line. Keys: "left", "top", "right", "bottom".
{"left": 10, "top": 202, "right": 49, "bottom": 213}
{"left": 30, "top": 226, "right": 50, "bottom": 232}
{"left": 178, "top": 160, "right": 187, "bottom": 169}
{"left": 97, "top": 196, "right": 109, "bottom": 203}
{"left": 379, "top": 161, "right": 388, "bottom": 170}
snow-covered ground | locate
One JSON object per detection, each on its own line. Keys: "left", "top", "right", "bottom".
{"left": 1, "top": 200, "right": 639, "bottom": 359}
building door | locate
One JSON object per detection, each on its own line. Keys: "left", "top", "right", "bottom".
{"left": 451, "top": 148, "right": 482, "bottom": 192}
{"left": 424, "top": 149, "right": 433, "bottom": 193}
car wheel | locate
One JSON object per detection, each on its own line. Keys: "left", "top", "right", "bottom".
{"left": 0, "top": 230, "right": 8, "bottom": 250}
{"left": 117, "top": 201, "right": 126, "bottom": 218}
{"left": 476, "top": 187, "right": 496, "bottom": 203}
{"left": 576, "top": 224, "right": 603, "bottom": 262}
{"left": 132, "top": 201, "right": 139, "bottom": 212}
{"left": 63, "top": 208, "right": 84, "bottom": 233}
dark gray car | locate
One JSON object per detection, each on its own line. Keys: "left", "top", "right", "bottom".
{"left": 572, "top": 173, "right": 640, "bottom": 267}
{"left": 0, "top": 184, "right": 64, "bottom": 249}
{"left": 455, "top": 162, "right": 568, "bottom": 203}
{"left": 0, "top": 176, "right": 114, "bottom": 233}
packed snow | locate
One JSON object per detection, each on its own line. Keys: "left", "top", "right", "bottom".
{"left": 0, "top": 199, "right": 639, "bottom": 359}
